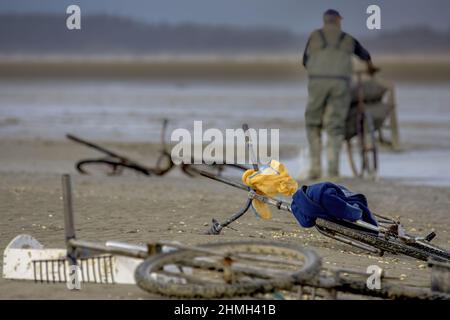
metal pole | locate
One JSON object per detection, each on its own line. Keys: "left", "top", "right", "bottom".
{"left": 62, "top": 174, "right": 79, "bottom": 289}
{"left": 62, "top": 174, "right": 76, "bottom": 244}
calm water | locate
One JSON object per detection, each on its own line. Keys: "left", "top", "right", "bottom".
{"left": 0, "top": 79, "right": 449, "bottom": 185}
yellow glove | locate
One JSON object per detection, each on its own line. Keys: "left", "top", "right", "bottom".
{"left": 242, "top": 160, "right": 298, "bottom": 219}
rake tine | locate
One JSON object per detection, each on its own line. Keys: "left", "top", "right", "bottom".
{"left": 83, "top": 259, "right": 88, "bottom": 283}
{"left": 89, "top": 258, "right": 93, "bottom": 283}
{"left": 80, "top": 259, "right": 84, "bottom": 283}
{"left": 33, "top": 261, "right": 37, "bottom": 283}
{"left": 88, "top": 258, "right": 92, "bottom": 283}
{"left": 55, "top": 260, "right": 58, "bottom": 283}
{"left": 109, "top": 256, "right": 115, "bottom": 284}
{"left": 85, "top": 259, "right": 89, "bottom": 282}
{"left": 92, "top": 257, "right": 97, "bottom": 283}
{"left": 97, "top": 256, "right": 103, "bottom": 283}
{"left": 103, "top": 256, "right": 109, "bottom": 284}
{"left": 45, "top": 260, "right": 49, "bottom": 283}
{"left": 63, "top": 260, "right": 67, "bottom": 283}
{"left": 51, "top": 260, "right": 55, "bottom": 283}
{"left": 35, "top": 261, "right": 39, "bottom": 283}
{"left": 85, "top": 259, "right": 90, "bottom": 283}
{"left": 58, "top": 260, "right": 62, "bottom": 283}
{"left": 39, "top": 260, "right": 43, "bottom": 283}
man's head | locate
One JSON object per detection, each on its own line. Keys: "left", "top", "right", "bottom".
{"left": 323, "top": 9, "right": 342, "bottom": 27}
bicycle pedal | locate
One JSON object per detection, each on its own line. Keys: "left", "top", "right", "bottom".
{"left": 205, "top": 218, "right": 222, "bottom": 235}
{"left": 425, "top": 231, "right": 436, "bottom": 242}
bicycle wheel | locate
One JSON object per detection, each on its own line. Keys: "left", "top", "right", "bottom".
{"left": 316, "top": 219, "right": 450, "bottom": 262}
{"left": 76, "top": 159, "right": 151, "bottom": 176}
{"left": 153, "top": 151, "right": 175, "bottom": 176}
{"left": 347, "top": 113, "right": 378, "bottom": 178}
{"left": 362, "top": 113, "right": 378, "bottom": 177}
{"left": 135, "top": 241, "right": 321, "bottom": 298}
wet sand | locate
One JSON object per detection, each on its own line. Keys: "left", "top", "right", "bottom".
{"left": 0, "top": 139, "right": 449, "bottom": 299}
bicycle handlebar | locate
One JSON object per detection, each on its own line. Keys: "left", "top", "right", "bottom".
{"left": 354, "top": 66, "right": 380, "bottom": 76}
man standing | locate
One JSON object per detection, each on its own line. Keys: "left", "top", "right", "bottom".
{"left": 302, "top": 9, "right": 375, "bottom": 179}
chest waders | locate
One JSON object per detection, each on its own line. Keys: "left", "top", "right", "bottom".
{"left": 305, "top": 29, "right": 352, "bottom": 179}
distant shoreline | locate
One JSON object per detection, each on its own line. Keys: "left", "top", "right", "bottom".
{"left": 1, "top": 54, "right": 450, "bottom": 82}
{"left": 1, "top": 53, "right": 450, "bottom": 62}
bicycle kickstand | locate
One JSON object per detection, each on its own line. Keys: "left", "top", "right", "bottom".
{"left": 206, "top": 198, "right": 253, "bottom": 235}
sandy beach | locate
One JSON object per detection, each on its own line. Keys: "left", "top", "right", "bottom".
{"left": 0, "top": 58, "right": 449, "bottom": 299}
{"left": 0, "top": 138, "right": 449, "bottom": 299}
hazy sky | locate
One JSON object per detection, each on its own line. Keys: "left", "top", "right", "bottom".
{"left": 2, "top": 0, "right": 449, "bottom": 35}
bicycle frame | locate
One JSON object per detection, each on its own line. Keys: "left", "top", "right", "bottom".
{"left": 67, "top": 119, "right": 248, "bottom": 178}
{"left": 66, "top": 119, "right": 173, "bottom": 176}
{"left": 194, "top": 158, "right": 445, "bottom": 260}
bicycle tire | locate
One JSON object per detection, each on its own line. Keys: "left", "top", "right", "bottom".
{"left": 135, "top": 240, "right": 321, "bottom": 298}
{"left": 316, "top": 219, "right": 450, "bottom": 262}
{"left": 154, "top": 151, "right": 175, "bottom": 176}
{"left": 332, "top": 277, "right": 450, "bottom": 300}
{"left": 76, "top": 159, "right": 152, "bottom": 176}
{"left": 349, "top": 112, "right": 378, "bottom": 178}
{"left": 363, "top": 113, "right": 378, "bottom": 177}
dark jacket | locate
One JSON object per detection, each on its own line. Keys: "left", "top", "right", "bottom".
{"left": 291, "top": 182, "right": 378, "bottom": 228}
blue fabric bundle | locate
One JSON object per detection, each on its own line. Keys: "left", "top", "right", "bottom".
{"left": 291, "top": 182, "right": 378, "bottom": 228}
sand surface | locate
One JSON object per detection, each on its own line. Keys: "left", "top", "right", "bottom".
{"left": 0, "top": 139, "right": 449, "bottom": 299}
{"left": 1, "top": 57, "right": 449, "bottom": 299}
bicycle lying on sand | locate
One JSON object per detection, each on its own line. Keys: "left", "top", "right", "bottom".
{"left": 185, "top": 124, "right": 450, "bottom": 263}
{"left": 191, "top": 164, "right": 449, "bottom": 263}
{"left": 136, "top": 241, "right": 449, "bottom": 299}
{"left": 66, "top": 119, "right": 246, "bottom": 177}
{"left": 12, "top": 174, "right": 446, "bottom": 300}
